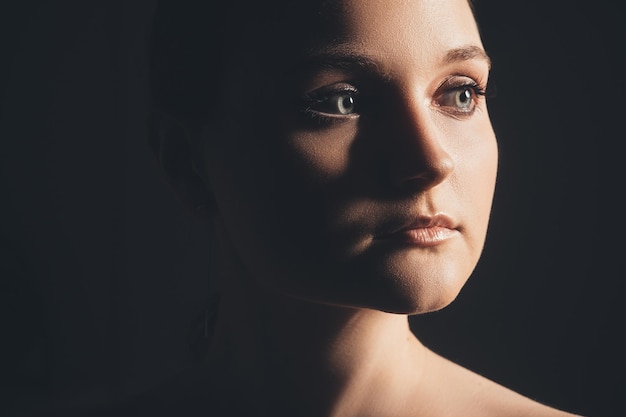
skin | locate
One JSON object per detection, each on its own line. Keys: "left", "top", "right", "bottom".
{"left": 148, "top": 0, "right": 584, "bottom": 416}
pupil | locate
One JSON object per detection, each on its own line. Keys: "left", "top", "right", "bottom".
{"left": 338, "top": 96, "right": 354, "bottom": 114}
{"left": 460, "top": 90, "right": 470, "bottom": 103}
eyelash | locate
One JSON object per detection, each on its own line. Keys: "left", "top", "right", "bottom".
{"left": 297, "top": 77, "right": 488, "bottom": 126}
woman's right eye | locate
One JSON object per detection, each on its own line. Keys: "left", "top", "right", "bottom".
{"left": 299, "top": 85, "right": 360, "bottom": 119}
{"left": 313, "top": 92, "right": 357, "bottom": 115}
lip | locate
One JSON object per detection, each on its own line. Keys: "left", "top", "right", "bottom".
{"left": 375, "top": 214, "right": 460, "bottom": 247}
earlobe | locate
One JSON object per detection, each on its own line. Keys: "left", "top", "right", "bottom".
{"left": 147, "top": 111, "right": 217, "bottom": 220}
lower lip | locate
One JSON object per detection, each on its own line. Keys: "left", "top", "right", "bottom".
{"left": 378, "top": 227, "right": 459, "bottom": 246}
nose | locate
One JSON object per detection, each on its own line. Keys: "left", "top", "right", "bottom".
{"left": 386, "top": 103, "right": 455, "bottom": 190}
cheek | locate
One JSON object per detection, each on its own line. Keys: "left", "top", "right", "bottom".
{"left": 473, "top": 126, "right": 498, "bottom": 208}
{"left": 282, "top": 122, "right": 359, "bottom": 183}
{"left": 453, "top": 122, "right": 498, "bottom": 251}
{"left": 203, "top": 121, "right": 358, "bottom": 280}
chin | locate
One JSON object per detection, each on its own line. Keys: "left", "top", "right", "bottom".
{"left": 317, "top": 284, "right": 464, "bottom": 316}
{"left": 389, "top": 286, "right": 464, "bottom": 315}
{"left": 343, "top": 248, "right": 475, "bottom": 315}
{"left": 270, "top": 260, "right": 472, "bottom": 316}
{"left": 346, "top": 277, "right": 467, "bottom": 315}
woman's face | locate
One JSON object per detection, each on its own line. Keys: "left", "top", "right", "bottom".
{"left": 199, "top": 0, "right": 497, "bottom": 314}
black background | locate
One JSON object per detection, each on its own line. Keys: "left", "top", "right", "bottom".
{"left": 1, "top": 1, "right": 624, "bottom": 417}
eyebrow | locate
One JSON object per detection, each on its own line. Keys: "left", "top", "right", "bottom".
{"left": 289, "top": 44, "right": 491, "bottom": 76}
{"left": 444, "top": 45, "right": 492, "bottom": 69}
{"left": 290, "top": 52, "right": 382, "bottom": 75}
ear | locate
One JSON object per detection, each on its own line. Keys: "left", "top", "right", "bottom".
{"left": 147, "top": 111, "right": 217, "bottom": 220}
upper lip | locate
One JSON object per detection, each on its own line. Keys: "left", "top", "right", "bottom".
{"left": 375, "top": 213, "right": 458, "bottom": 238}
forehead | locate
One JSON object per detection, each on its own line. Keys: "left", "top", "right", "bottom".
{"left": 322, "top": 0, "right": 480, "bottom": 51}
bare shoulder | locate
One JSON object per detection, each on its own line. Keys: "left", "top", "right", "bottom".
{"left": 418, "top": 348, "right": 586, "bottom": 417}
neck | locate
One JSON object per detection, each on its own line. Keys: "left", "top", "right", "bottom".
{"left": 202, "top": 230, "right": 428, "bottom": 417}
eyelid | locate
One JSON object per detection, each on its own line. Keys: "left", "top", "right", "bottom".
{"left": 302, "top": 83, "right": 359, "bottom": 102}
{"left": 436, "top": 74, "right": 487, "bottom": 93}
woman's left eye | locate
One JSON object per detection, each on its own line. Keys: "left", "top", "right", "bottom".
{"left": 436, "top": 81, "right": 486, "bottom": 115}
